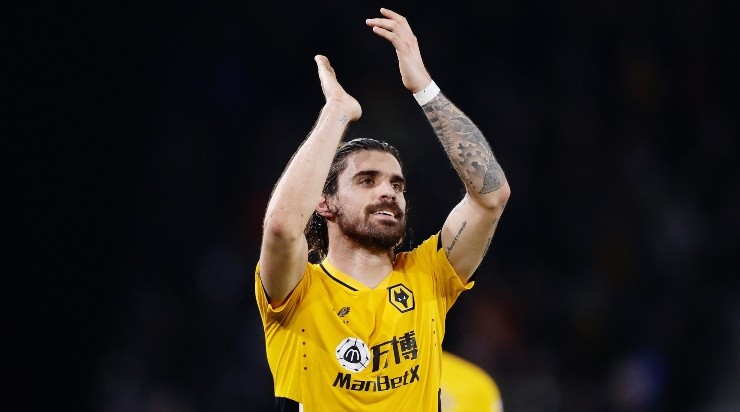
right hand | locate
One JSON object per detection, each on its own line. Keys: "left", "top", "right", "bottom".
{"left": 315, "top": 55, "right": 362, "bottom": 121}
{"left": 366, "top": 8, "right": 432, "bottom": 94}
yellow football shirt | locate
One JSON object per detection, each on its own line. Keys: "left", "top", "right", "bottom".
{"left": 440, "top": 351, "right": 503, "bottom": 412}
{"left": 255, "top": 233, "right": 473, "bottom": 411}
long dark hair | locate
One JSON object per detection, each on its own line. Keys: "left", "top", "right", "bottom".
{"left": 304, "top": 138, "right": 411, "bottom": 263}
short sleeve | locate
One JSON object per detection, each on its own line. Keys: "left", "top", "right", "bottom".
{"left": 408, "top": 233, "right": 474, "bottom": 312}
{"left": 254, "top": 262, "right": 311, "bottom": 325}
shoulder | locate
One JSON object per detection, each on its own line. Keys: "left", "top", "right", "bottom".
{"left": 396, "top": 232, "right": 443, "bottom": 263}
{"left": 255, "top": 261, "right": 322, "bottom": 314}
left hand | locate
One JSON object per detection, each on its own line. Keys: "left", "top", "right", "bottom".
{"left": 314, "top": 54, "right": 362, "bottom": 121}
{"left": 366, "top": 8, "right": 432, "bottom": 94}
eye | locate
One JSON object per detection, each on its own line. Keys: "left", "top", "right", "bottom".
{"left": 392, "top": 182, "right": 405, "bottom": 192}
{"left": 359, "top": 178, "right": 374, "bottom": 185}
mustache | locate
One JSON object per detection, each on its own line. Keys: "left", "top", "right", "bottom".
{"left": 365, "top": 201, "right": 404, "bottom": 219}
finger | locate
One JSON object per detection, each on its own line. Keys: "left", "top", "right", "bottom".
{"left": 367, "top": 18, "right": 412, "bottom": 48}
{"left": 370, "top": 26, "right": 399, "bottom": 45}
{"left": 314, "top": 54, "right": 336, "bottom": 78}
{"left": 379, "top": 8, "right": 410, "bottom": 28}
{"left": 314, "top": 54, "right": 329, "bottom": 71}
{"left": 371, "top": 24, "right": 417, "bottom": 55}
{"left": 365, "top": 18, "right": 402, "bottom": 32}
{"left": 315, "top": 54, "right": 339, "bottom": 95}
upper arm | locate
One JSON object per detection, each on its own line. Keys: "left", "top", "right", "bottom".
{"left": 441, "top": 193, "right": 506, "bottom": 283}
{"left": 259, "top": 226, "right": 309, "bottom": 306}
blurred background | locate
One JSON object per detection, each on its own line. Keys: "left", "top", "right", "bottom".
{"left": 11, "top": 0, "right": 738, "bottom": 410}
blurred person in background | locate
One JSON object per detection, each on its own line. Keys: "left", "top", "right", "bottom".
{"left": 441, "top": 351, "right": 504, "bottom": 412}
{"left": 255, "top": 8, "right": 510, "bottom": 410}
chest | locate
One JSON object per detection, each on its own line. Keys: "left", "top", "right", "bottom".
{"left": 296, "top": 272, "right": 443, "bottom": 375}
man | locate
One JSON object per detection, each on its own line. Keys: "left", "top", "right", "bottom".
{"left": 255, "top": 8, "right": 510, "bottom": 411}
{"left": 440, "top": 351, "right": 504, "bottom": 412}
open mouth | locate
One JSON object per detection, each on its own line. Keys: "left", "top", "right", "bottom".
{"left": 367, "top": 202, "right": 403, "bottom": 221}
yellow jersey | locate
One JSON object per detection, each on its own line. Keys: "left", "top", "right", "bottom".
{"left": 255, "top": 234, "right": 473, "bottom": 411}
{"left": 440, "top": 351, "right": 503, "bottom": 412}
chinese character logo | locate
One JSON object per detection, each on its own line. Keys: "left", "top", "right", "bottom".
{"left": 335, "top": 337, "right": 371, "bottom": 373}
{"left": 371, "top": 331, "right": 419, "bottom": 372}
{"left": 388, "top": 283, "right": 415, "bottom": 313}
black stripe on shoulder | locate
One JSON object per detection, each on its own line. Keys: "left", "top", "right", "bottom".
{"left": 437, "top": 231, "right": 442, "bottom": 251}
{"left": 319, "top": 263, "right": 359, "bottom": 291}
{"left": 275, "top": 397, "right": 300, "bottom": 411}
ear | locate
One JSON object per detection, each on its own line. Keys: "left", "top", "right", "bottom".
{"left": 316, "top": 195, "right": 337, "bottom": 219}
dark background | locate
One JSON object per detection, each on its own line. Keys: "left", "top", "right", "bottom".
{"left": 12, "top": 0, "right": 738, "bottom": 410}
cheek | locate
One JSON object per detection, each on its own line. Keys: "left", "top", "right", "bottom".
{"left": 398, "top": 195, "right": 407, "bottom": 208}
{"left": 337, "top": 193, "right": 364, "bottom": 212}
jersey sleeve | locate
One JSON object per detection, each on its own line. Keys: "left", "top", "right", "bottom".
{"left": 254, "top": 262, "right": 311, "bottom": 327}
{"left": 411, "top": 232, "right": 474, "bottom": 312}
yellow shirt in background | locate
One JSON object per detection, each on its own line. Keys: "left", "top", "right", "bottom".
{"left": 440, "top": 351, "right": 503, "bottom": 412}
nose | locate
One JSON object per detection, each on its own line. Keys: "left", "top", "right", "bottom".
{"left": 378, "top": 180, "right": 397, "bottom": 200}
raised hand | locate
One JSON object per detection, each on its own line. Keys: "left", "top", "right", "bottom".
{"left": 366, "top": 8, "right": 433, "bottom": 94}
{"left": 314, "top": 54, "right": 362, "bottom": 121}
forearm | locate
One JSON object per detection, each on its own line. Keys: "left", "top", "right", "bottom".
{"left": 264, "top": 102, "right": 353, "bottom": 237}
{"left": 423, "top": 92, "right": 509, "bottom": 207}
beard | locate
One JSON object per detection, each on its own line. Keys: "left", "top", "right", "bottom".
{"left": 335, "top": 201, "right": 406, "bottom": 253}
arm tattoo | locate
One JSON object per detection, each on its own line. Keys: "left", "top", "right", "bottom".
{"left": 446, "top": 221, "right": 467, "bottom": 254}
{"left": 423, "top": 93, "right": 506, "bottom": 194}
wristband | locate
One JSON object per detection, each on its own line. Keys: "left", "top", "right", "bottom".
{"left": 413, "top": 80, "right": 440, "bottom": 106}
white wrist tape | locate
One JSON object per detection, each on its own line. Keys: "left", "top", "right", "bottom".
{"left": 413, "top": 80, "right": 440, "bottom": 106}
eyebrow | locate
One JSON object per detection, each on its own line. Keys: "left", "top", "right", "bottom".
{"left": 353, "top": 170, "right": 406, "bottom": 184}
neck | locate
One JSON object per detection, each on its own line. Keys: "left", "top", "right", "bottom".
{"left": 325, "top": 233, "right": 394, "bottom": 289}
